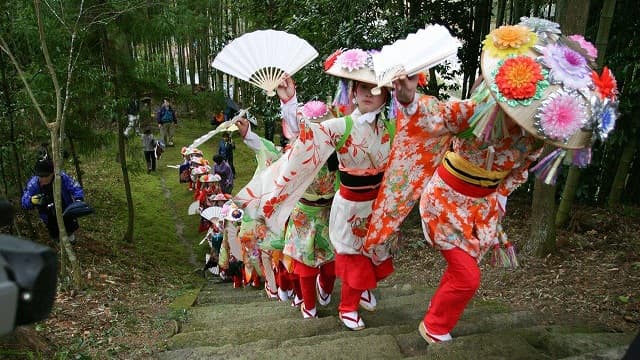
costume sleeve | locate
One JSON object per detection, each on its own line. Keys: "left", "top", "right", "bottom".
{"left": 280, "top": 94, "right": 300, "bottom": 141}
{"left": 21, "top": 177, "right": 39, "bottom": 209}
{"left": 497, "top": 144, "right": 543, "bottom": 197}
{"left": 234, "top": 118, "right": 342, "bottom": 241}
{"left": 156, "top": 108, "right": 163, "bottom": 123}
{"left": 364, "top": 94, "right": 475, "bottom": 263}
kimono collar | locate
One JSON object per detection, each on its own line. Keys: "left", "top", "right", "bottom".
{"left": 353, "top": 106, "right": 384, "bottom": 125}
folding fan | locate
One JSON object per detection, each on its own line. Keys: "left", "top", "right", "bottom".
{"left": 187, "top": 200, "right": 201, "bottom": 215}
{"left": 188, "top": 109, "right": 249, "bottom": 149}
{"left": 201, "top": 206, "right": 224, "bottom": 222}
{"left": 371, "top": 24, "right": 461, "bottom": 93}
{"left": 211, "top": 30, "right": 318, "bottom": 96}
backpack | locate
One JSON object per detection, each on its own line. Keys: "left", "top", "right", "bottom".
{"left": 161, "top": 108, "right": 174, "bottom": 123}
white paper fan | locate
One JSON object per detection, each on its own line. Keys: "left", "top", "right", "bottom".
{"left": 211, "top": 30, "right": 318, "bottom": 96}
{"left": 187, "top": 200, "right": 201, "bottom": 215}
{"left": 201, "top": 206, "right": 224, "bottom": 221}
{"left": 371, "top": 24, "right": 461, "bottom": 92}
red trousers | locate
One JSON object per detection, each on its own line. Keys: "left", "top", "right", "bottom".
{"left": 293, "top": 260, "right": 335, "bottom": 310}
{"left": 424, "top": 247, "right": 480, "bottom": 335}
{"left": 335, "top": 253, "right": 393, "bottom": 312}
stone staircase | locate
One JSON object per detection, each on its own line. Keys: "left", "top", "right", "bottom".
{"left": 158, "top": 274, "right": 634, "bottom": 360}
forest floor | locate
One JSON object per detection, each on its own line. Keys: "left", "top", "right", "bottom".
{"left": 2, "top": 117, "right": 638, "bottom": 358}
{"left": 12, "top": 194, "right": 636, "bottom": 359}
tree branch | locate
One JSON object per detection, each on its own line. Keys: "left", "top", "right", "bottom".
{"left": 0, "top": 35, "right": 49, "bottom": 126}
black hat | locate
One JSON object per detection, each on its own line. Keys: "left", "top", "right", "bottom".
{"left": 34, "top": 159, "right": 54, "bottom": 177}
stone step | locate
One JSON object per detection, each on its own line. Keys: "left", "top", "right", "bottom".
{"left": 166, "top": 316, "right": 343, "bottom": 350}
{"left": 160, "top": 333, "right": 405, "bottom": 360}
{"left": 402, "top": 326, "right": 633, "bottom": 359}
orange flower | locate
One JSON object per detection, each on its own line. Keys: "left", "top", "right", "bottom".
{"left": 492, "top": 25, "right": 531, "bottom": 49}
{"left": 591, "top": 66, "right": 617, "bottom": 100}
{"left": 483, "top": 25, "right": 537, "bottom": 58}
{"left": 495, "top": 56, "right": 544, "bottom": 100}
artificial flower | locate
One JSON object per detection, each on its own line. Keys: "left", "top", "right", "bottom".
{"left": 483, "top": 25, "right": 538, "bottom": 58}
{"left": 535, "top": 90, "right": 587, "bottom": 141}
{"left": 301, "top": 100, "right": 329, "bottom": 120}
{"left": 591, "top": 66, "right": 618, "bottom": 100}
{"left": 519, "top": 17, "right": 561, "bottom": 34}
{"left": 324, "top": 49, "right": 343, "bottom": 71}
{"left": 337, "top": 49, "right": 368, "bottom": 72}
{"left": 494, "top": 56, "right": 545, "bottom": 100}
{"left": 542, "top": 43, "right": 591, "bottom": 89}
{"left": 590, "top": 96, "right": 618, "bottom": 141}
{"left": 568, "top": 34, "right": 598, "bottom": 59}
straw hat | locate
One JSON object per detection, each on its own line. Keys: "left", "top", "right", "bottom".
{"left": 480, "top": 17, "right": 618, "bottom": 149}
{"left": 324, "top": 48, "right": 389, "bottom": 87}
{"left": 199, "top": 173, "right": 221, "bottom": 183}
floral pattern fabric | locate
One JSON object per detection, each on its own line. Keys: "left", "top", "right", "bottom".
{"left": 421, "top": 129, "right": 542, "bottom": 260}
{"left": 234, "top": 109, "right": 392, "bottom": 256}
{"left": 364, "top": 94, "right": 475, "bottom": 263}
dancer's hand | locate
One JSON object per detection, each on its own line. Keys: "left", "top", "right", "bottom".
{"left": 393, "top": 74, "right": 418, "bottom": 104}
{"left": 276, "top": 75, "right": 296, "bottom": 103}
{"left": 235, "top": 118, "right": 250, "bottom": 138}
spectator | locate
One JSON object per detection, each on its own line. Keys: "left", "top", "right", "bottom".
{"left": 21, "top": 157, "right": 84, "bottom": 242}
{"left": 218, "top": 132, "right": 236, "bottom": 176}
{"left": 141, "top": 126, "right": 156, "bottom": 174}
{"left": 156, "top": 98, "right": 178, "bottom": 146}
{"left": 124, "top": 97, "right": 140, "bottom": 137}
{"left": 212, "top": 154, "right": 233, "bottom": 194}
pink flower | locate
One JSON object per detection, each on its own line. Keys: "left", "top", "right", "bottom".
{"left": 301, "top": 101, "right": 329, "bottom": 119}
{"left": 536, "top": 92, "right": 586, "bottom": 141}
{"left": 337, "top": 49, "right": 368, "bottom": 72}
{"left": 568, "top": 34, "right": 598, "bottom": 59}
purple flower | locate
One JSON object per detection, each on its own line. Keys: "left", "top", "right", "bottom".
{"left": 542, "top": 44, "right": 591, "bottom": 89}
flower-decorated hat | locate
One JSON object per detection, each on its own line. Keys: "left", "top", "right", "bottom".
{"left": 479, "top": 17, "right": 618, "bottom": 149}
{"left": 324, "top": 49, "right": 390, "bottom": 87}
{"left": 225, "top": 208, "right": 244, "bottom": 222}
{"left": 199, "top": 173, "right": 221, "bottom": 183}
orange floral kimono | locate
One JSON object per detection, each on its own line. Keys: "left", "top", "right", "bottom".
{"left": 364, "top": 94, "right": 475, "bottom": 263}
{"left": 365, "top": 93, "right": 543, "bottom": 262}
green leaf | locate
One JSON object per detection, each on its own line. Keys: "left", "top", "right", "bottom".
{"left": 618, "top": 295, "right": 630, "bottom": 304}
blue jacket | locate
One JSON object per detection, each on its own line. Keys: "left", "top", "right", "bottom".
{"left": 21, "top": 172, "right": 84, "bottom": 223}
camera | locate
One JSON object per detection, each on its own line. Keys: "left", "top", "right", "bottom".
{"left": 0, "top": 235, "right": 57, "bottom": 336}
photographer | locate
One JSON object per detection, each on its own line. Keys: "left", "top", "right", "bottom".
{"left": 21, "top": 157, "right": 84, "bottom": 242}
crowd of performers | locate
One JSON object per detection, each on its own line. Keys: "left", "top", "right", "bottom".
{"left": 182, "top": 18, "right": 619, "bottom": 344}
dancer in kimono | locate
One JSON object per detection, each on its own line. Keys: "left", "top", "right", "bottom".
{"left": 364, "top": 19, "right": 618, "bottom": 343}
{"left": 235, "top": 49, "right": 398, "bottom": 330}
{"left": 274, "top": 94, "right": 339, "bottom": 319}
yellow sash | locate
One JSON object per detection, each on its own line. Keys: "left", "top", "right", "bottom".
{"left": 442, "top": 151, "right": 510, "bottom": 188}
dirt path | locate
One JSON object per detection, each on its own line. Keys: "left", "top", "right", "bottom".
{"left": 161, "top": 176, "right": 198, "bottom": 267}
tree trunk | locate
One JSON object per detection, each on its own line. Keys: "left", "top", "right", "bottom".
{"left": 116, "top": 110, "right": 134, "bottom": 242}
{"left": 608, "top": 133, "right": 637, "bottom": 208}
{"left": 67, "top": 134, "right": 83, "bottom": 187}
{"left": 527, "top": 0, "right": 590, "bottom": 254}
{"left": 523, "top": 145, "right": 558, "bottom": 256}
{"left": 556, "top": 0, "right": 612, "bottom": 227}
{"left": 496, "top": 0, "right": 508, "bottom": 26}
